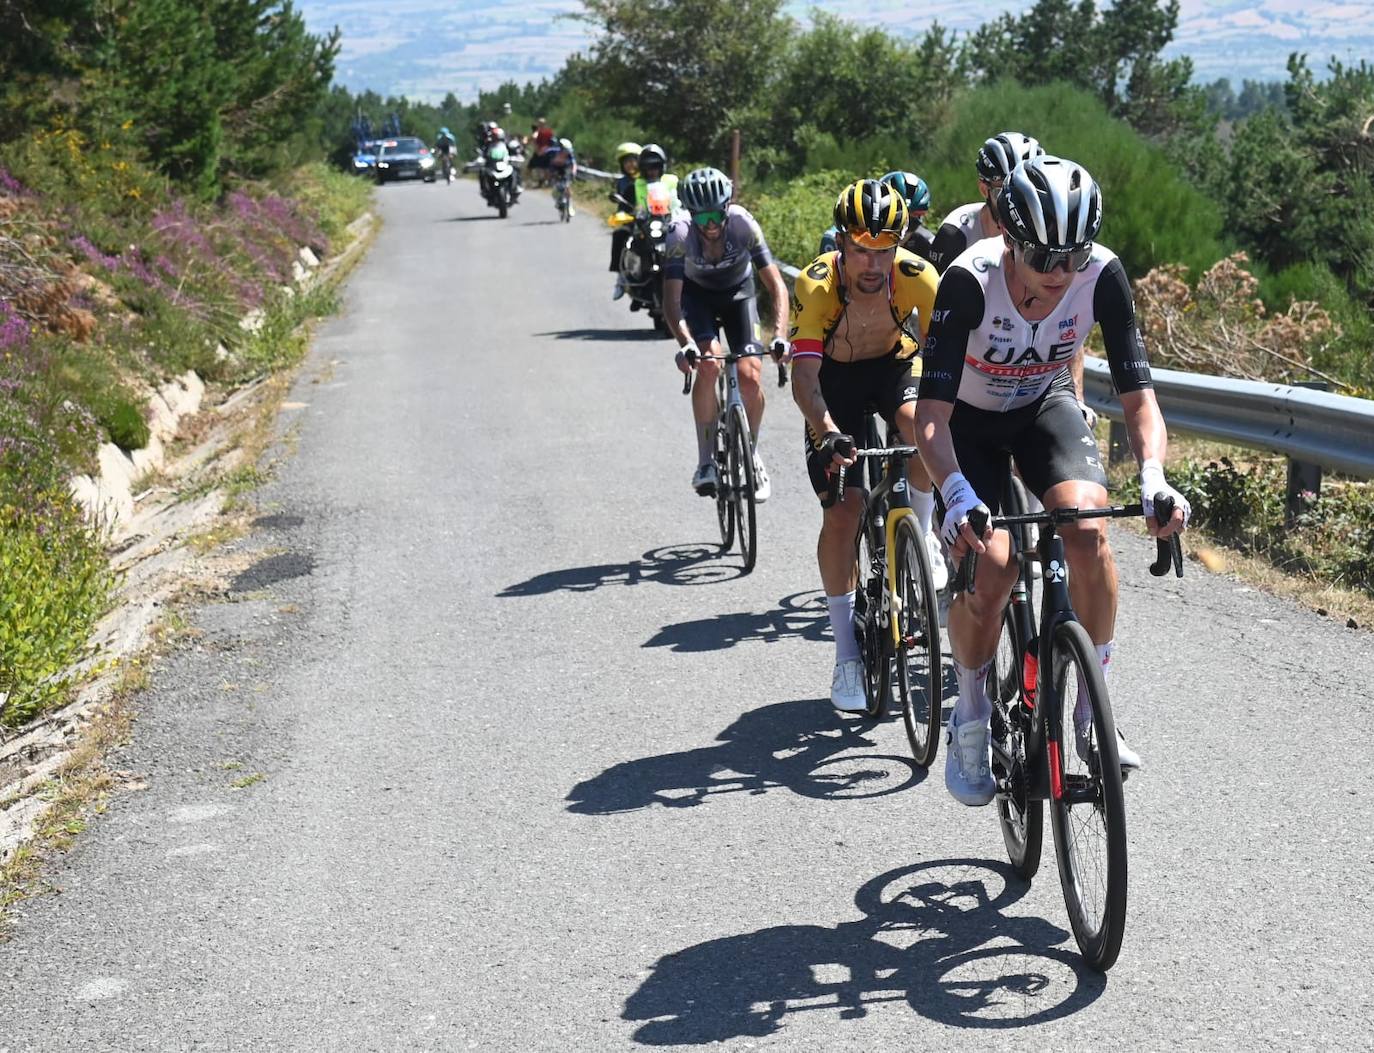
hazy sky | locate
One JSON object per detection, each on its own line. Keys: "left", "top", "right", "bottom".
{"left": 297, "top": 0, "right": 1374, "bottom": 102}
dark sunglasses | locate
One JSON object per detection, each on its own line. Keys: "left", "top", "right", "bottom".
{"left": 691, "top": 209, "right": 726, "bottom": 227}
{"left": 1017, "top": 240, "right": 1092, "bottom": 274}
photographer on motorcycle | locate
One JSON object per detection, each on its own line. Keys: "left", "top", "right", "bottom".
{"left": 634, "top": 144, "right": 679, "bottom": 213}
{"left": 610, "top": 141, "right": 641, "bottom": 300}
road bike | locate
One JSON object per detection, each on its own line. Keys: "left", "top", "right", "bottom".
{"left": 956, "top": 487, "right": 1183, "bottom": 971}
{"left": 554, "top": 172, "right": 573, "bottom": 222}
{"left": 681, "top": 346, "right": 787, "bottom": 574}
{"left": 829, "top": 434, "right": 943, "bottom": 766}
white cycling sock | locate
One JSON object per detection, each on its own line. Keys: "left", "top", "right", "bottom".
{"left": 953, "top": 657, "right": 993, "bottom": 724}
{"left": 911, "top": 485, "right": 936, "bottom": 536}
{"left": 1075, "top": 640, "right": 1114, "bottom": 728}
{"left": 827, "top": 592, "right": 860, "bottom": 663}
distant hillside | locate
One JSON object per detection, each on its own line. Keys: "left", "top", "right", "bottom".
{"left": 297, "top": 0, "right": 1373, "bottom": 101}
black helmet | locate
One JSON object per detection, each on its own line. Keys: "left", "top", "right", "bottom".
{"left": 833, "top": 178, "right": 908, "bottom": 248}
{"left": 996, "top": 155, "right": 1102, "bottom": 270}
{"left": 638, "top": 144, "right": 667, "bottom": 171}
{"left": 680, "top": 167, "right": 733, "bottom": 212}
{"left": 976, "top": 132, "right": 1044, "bottom": 183}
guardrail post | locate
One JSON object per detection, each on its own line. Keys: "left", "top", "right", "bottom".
{"left": 1285, "top": 380, "right": 1328, "bottom": 525}
{"left": 1107, "top": 420, "right": 1131, "bottom": 467}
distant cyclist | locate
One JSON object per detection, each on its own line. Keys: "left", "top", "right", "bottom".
{"left": 665, "top": 167, "right": 789, "bottom": 501}
{"left": 819, "top": 171, "right": 934, "bottom": 262}
{"left": 915, "top": 155, "right": 1189, "bottom": 806}
{"left": 791, "top": 179, "right": 943, "bottom": 712}
{"left": 546, "top": 138, "right": 577, "bottom": 216}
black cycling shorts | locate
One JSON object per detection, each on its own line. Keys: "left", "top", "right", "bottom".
{"left": 804, "top": 351, "right": 919, "bottom": 506}
{"left": 948, "top": 372, "right": 1108, "bottom": 512}
{"left": 682, "top": 280, "right": 761, "bottom": 355}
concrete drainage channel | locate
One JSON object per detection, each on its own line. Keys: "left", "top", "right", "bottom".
{"left": 0, "top": 211, "right": 375, "bottom": 867}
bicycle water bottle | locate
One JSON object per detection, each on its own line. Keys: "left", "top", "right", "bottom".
{"left": 1022, "top": 636, "right": 1039, "bottom": 710}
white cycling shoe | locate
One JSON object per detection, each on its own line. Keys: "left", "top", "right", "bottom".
{"left": 753, "top": 454, "right": 771, "bottom": 503}
{"left": 691, "top": 462, "right": 718, "bottom": 497}
{"left": 924, "top": 528, "right": 949, "bottom": 592}
{"left": 945, "top": 711, "right": 996, "bottom": 806}
{"left": 1075, "top": 720, "right": 1144, "bottom": 772}
{"left": 830, "top": 658, "right": 867, "bottom": 712}
{"left": 612, "top": 278, "right": 626, "bottom": 301}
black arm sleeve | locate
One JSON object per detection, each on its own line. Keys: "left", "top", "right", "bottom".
{"left": 927, "top": 224, "right": 967, "bottom": 274}
{"left": 918, "top": 267, "right": 985, "bottom": 403}
{"left": 1093, "top": 258, "right": 1153, "bottom": 395}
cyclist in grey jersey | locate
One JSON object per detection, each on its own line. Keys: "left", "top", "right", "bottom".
{"left": 915, "top": 155, "right": 1190, "bottom": 808}
{"left": 665, "top": 168, "right": 789, "bottom": 499}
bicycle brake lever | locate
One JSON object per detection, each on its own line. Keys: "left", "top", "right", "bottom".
{"left": 681, "top": 370, "right": 691, "bottom": 396}
{"left": 1148, "top": 492, "right": 1179, "bottom": 577}
{"left": 954, "top": 506, "right": 990, "bottom": 595}
{"left": 777, "top": 362, "right": 788, "bottom": 388}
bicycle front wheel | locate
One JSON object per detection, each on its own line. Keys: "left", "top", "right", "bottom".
{"left": 726, "top": 404, "right": 757, "bottom": 573}
{"left": 713, "top": 413, "right": 734, "bottom": 550}
{"left": 1047, "top": 620, "right": 1127, "bottom": 971}
{"left": 893, "top": 517, "right": 942, "bottom": 767}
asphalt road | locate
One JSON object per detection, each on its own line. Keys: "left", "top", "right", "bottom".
{"left": 2, "top": 178, "right": 1371, "bottom": 1051}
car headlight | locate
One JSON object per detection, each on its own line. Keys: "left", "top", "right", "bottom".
{"left": 649, "top": 221, "right": 663, "bottom": 237}
{"left": 353, "top": 158, "right": 367, "bottom": 169}
{"left": 420, "top": 157, "right": 434, "bottom": 168}
{"left": 378, "top": 162, "right": 389, "bottom": 168}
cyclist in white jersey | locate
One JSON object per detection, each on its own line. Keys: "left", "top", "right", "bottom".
{"left": 915, "top": 155, "right": 1190, "bottom": 807}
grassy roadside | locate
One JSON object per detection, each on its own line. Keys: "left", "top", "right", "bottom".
{"left": 0, "top": 144, "right": 369, "bottom": 730}
{"left": 1104, "top": 430, "right": 1374, "bottom": 627}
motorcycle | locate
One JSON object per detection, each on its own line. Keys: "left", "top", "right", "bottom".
{"left": 478, "top": 142, "right": 519, "bottom": 218}
{"left": 610, "top": 182, "right": 676, "bottom": 335}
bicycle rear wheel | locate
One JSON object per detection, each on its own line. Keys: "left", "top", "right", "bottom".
{"left": 1047, "top": 620, "right": 1127, "bottom": 971}
{"left": 854, "top": 518, "right": 891, "bottom": 718}
{"left": 991, "top": 601, "right": 1042, "bottom": 879}
{"left": 893, "top": 517, "right": 941, "bottom": 766}
{"left": 726, "top": 404, "right": 758, "bottom": 573}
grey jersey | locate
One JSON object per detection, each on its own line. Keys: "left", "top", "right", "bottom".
{"left": 664, "top": 204, "right": 774, "bottom": 291}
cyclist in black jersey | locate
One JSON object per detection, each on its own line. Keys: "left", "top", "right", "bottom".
{"left": 914, "top": 155, "right": 1190, "bottom": 807}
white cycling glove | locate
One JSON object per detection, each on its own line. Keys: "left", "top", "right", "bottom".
{"left": 1077, "top": 398, "right": 1098, "bottom": 430}
{"left": 1139, "top": 458, "right": 1191, "bottom": 528}
{"left": 938, "top": 471, "right": 983, "bottom": 549}
{"left": 675, "top": 341, "right": 700, "bottom": 374}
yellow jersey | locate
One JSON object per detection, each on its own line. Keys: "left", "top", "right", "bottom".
{"left": 789, "top": 249, "right": 938, "bottom": 363}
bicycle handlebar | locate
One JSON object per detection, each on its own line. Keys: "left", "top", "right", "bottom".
{"left": 953, "top": 495, "right": 1184, "bottom": 595}
{"left": 678, "top": 345, "right": 789, "bottom": 395}
{"left": 828, "top": 446, "right": 921, "bottom": 504}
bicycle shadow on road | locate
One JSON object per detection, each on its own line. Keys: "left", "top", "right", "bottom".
{"left": 643, "top": 590, "right": 829, "bottom": 653}
{"left": 622, "top": 858, "right": 1104, "bottom": 1045}
{"left": 533, "top": 328, "right": 662, "bottom": 342}
{"left": 566, "top": 698, "right": 923, "bottom": 815}
{"left": 445, "top": 215, "right": 501, "bottom": 222}
{"left": 499, "top": 543, "right": 744, "bottom": 597}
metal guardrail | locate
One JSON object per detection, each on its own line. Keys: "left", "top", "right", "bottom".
{"left": 1082, "top": 358, "right": 1374, "bottom": 480}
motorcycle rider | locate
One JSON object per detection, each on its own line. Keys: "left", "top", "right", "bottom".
{"left": 634, "top": 144, "right": 679, "bottom": 213}
{"left": 611, "top": 141, "right": 642, "bottom": 300}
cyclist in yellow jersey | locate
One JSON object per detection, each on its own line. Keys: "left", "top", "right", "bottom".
{"left": 789, "top": 179, "right": 944, "bottom": 713}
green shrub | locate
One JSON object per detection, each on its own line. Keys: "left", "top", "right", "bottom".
{"left": 0, "top": 498, "right": 113, "bottom": 727}
{"left": 921, "top": 81, "right": 1231, "bottom": 279}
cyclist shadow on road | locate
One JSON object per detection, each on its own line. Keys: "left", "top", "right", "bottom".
{"left": 643, "top": 589, "right": 830, "bottom": 653}
{"left": 566, "top": 697, "right": 924, "bottom": 815}
{"left": 499, "top": 543, "right": 744, "bottom": 597}
{"left": 622, "top": 858, "right": 1105, "bottom": 1045}
{"left": 533, "top": 328, "right": 662, "bottom": 342}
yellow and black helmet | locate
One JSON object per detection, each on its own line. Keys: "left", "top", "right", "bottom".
{"left": 833, "top": 178, "right": 908, "bottom": 249}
